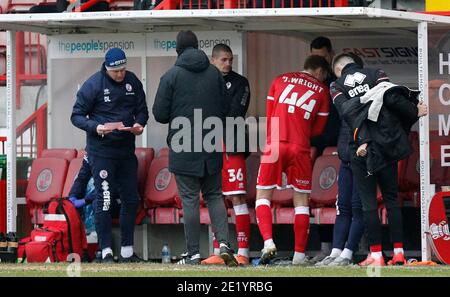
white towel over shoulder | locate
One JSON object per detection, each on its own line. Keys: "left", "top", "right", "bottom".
{"left": 359, "top": 82, "right": 397, "bottom": 122}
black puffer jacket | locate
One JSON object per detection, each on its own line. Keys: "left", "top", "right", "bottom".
{"left": 340, "top": 86, "right": 420, "bottom": 174}
{"left": 152, "top": 47, "right": 229, "bottom": 177}
{"left": 331, "top": 63, "right": 390, "bottom": 162}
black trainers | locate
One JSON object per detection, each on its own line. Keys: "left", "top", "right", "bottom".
{"left": 176, "top": 253, "right": 201, "bottom": 265}
{"left": 100, "top": 253, "right": 115, "bottom": 264}
{"left": 118, "top": 253, "right": 145, "bottom": 263}
{"left": 220, "top": 244, "right": 238, "bottom": 267}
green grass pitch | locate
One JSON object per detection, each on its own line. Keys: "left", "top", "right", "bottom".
{"left": 0, "top": 263, "right": 449, "bottom": 277}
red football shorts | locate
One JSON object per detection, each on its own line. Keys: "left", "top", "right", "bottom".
{"left": 222, "top": 152, "right": 247, "bottom": 196}
{"left": 256, "top": 142, "right": 312, "bottom": 193}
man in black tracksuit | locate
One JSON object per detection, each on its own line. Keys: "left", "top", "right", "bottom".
{"left": 201, "top": 44, "right": 252, "bottom": 265}
{"left": 309, "top": 36, "right": 341, "bottom": 262}
{"left": 71, "top": 47, "right": 149, "bottom": 263}
{"left": 330, "top": 53, "right": 427, "bottom": 266}
{"left": 310, "top": 36, "right": 340, "bottom": 155}
{"left": 152, "top": 31, "right": 237, "bottom": 266}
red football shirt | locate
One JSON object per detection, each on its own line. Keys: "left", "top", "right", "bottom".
{"left": 265, "top": 71, "right": 329, "bottom": 151}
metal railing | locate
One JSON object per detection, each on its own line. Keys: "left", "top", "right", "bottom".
{"left": 6, "top": 0, "right": 52, "bottom": 13}
{"left": 0, "top": 32, "right": 47, "bottom": 109}
{"left": 16, "top": 103, "right": 47, "bottom": 159}
{"left": 153, "top": 0, "right": 349, "bottom": 9}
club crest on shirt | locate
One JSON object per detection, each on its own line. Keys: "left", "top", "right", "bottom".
{"left": 125, "top": 83, "right": 135, "bottom": 95}
{"left": 99, "top": 170, "right": 108, "bottom": 179}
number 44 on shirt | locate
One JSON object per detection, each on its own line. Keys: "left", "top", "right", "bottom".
{"left": 279, "top": 84, "right": 317, "bottom": 119}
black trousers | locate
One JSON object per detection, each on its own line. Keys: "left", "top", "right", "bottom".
{"left": 351, "top": 157, "right": 403, "bottom": 247}
{"left": 89, "top": 155, "right": 139, "bottom": 250}
{"left": 175, "top": 173, "right": 229, "bottom": 256}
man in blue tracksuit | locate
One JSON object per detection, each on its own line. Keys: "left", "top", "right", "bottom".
{"left": 68, "top": 153, "right": 120, "bottom": 221}
{"left": 71, "top": 47, "right": 149, "bottom": 263}
{"left": 315, "top": 53, "right": 366, "bottom": 267}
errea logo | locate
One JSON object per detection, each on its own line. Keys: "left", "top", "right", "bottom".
{"left": 344, "top": 72, "right": 366, "bottom": 87}
{"left": 108, "top": 59, "right": 126, "bottom": 67}
{"left": 344, "top": 72, "right": 370, "bottom": 98}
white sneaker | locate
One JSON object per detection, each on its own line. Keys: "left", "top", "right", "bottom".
{"left": 328, "top": 256, "right": 352, "bottom": 266}
{"left": 86, "top": 231, "right": 98, "bottom": 243}
{"left": 176, "top": 253, "right": 201, "bottom": 265}
{"left": 292, "top": 257, "right": 313, "bottom": 266}
{"left": 314, "top": 255, "right": 336, "bottom": 267}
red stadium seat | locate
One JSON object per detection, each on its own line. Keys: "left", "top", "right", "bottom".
{"left": 41, "top": 148, "right": 77, "bottom": 161}
{"left": 200, "top": 207, "right": 211, "bottom": 224}
{"left": 135, "top": 148, "right": 155, "bottom": 224}
{"left": 310, "top": 154, "right": 340, "bottom": 207}
{"left": 322, "top": 146, "right": 338, "bottom": 156}
{"left": 311, "top": 207, "right": 336, "bottom": 224}
{"left": 158, "top": 147, "right": 170, "bottom": 157}
{"left": 272, "top": 188, "right": 294, "bottom": 207}
{"left": 144, "top": 154, "right": 178, "bottom": 207}
{"left": 198, "top": 207, "right": 234, "bottom": 225}
{"left": 77, "top": 149, "right": 86, "bottom": 158}
{"left": 26, "top": 157, "right": 68, "bottom": 225}
{"left": 271, "top": 151, "right": 341, "bottom": 208}
{"left": 311, "top": 205, "right": 387, "bottom": 226}
{"left": 230, "top": 207, "right": 257, "bottom": 224}
{"left": 144, "top": 151, "right": 180, "bottom": 224}
{"left": 397, "top": 130, "right": 450, "bottom": 207}
{"left": 135, "top": 147, "right": 155, "bottom": 198}
{"left": 6, "top": 0, "right": 43, "bottom": 13}
{"left": 149, "top": 207, "right": 181, "bottom": 224}
{"left": 400, "top": 131, "right": 419, "bottom": 193}
{"left": 62, "top": 157, "right": 83, "bottom": 198}
{"left": 274, "top": 207, "right": 295, "bottom": 224}
{"left": 310, "top": 146, "right": 319, "bottom": 164}
{"left": 109, "top": 0, "right": 133, "bottom": 10}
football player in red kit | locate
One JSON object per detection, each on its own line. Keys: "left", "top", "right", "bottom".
{"left": 256, "top": 55, "right": 330, "bottom": 265}
{"left": 201, "top": 44, "right": 252, "bottom": 266}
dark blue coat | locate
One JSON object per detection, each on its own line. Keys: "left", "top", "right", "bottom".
{"left": 71, "top": 64, "right": 149, "bottom": 159}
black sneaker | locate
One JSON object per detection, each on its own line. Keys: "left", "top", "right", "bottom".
{"left": 219, "top": 244, "right": 238, "bottom": 267}
{"left": 118, "top": 253, "right": 145, "bottom": 263}
{"left": 176, "top": 253, "right": 201, "bottom": 265}
{"left": 101, "top": 253, "right": 115, "bottom": 264}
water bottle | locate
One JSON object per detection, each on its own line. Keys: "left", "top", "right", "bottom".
{"left": 161, "top": 243, "right": 171, "bottom": 264}
{"left": 0, "top": 233, "right": 7, "bottom": 252}
{"left": 6, "top": 232, "right": 17, "bottom": 254}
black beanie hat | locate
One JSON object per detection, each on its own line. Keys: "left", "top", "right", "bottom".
{"left": 176, "top": 30, "right": 198, "bottom": 55}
